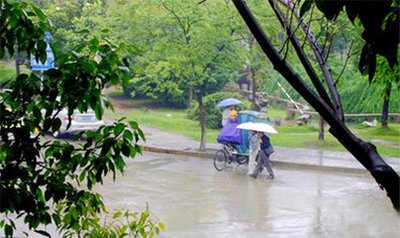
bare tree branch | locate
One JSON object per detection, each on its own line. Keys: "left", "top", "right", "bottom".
{"left": 268, "top": 0, "right": 335, "bottom": 111}
{"left": 276, "top": 0, "right": 344, "bottom": 121}
{"left": 335, "top": 40, "right": 356, "bottom": 84}
{"left": 232, "top": 0, "right": 399, "bottom": 212}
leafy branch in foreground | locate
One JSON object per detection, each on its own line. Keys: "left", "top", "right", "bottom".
{"left": 0, "top": 0, "right": 163, "bottom": 236}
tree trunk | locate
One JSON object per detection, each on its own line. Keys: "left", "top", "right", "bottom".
{"left": 233, "top": 0, "right": 399, "bottom": 212}
{"left": 15, "top": 52, "right": 22, "bottom": 77}
{"left": 381, "top": 83, "right": 391, "bottom": 129}
{"left": 251, "top": 67, "right": 257, "bottom": 111}
{"left": 188, "top": 86, "right": 193, "bottom": 108}
{"left": 318, "top": 116, "right": 325, "bottom": 141}
{"left": 197, "top": 94, "right": 207, "bottom": 151}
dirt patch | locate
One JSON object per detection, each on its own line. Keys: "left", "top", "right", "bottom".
{"left": 108, "top": 95, "right": 162, "bottom": 109}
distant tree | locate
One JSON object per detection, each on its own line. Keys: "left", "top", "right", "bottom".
{"left": 105, "top": 0, "right": 245, "bottom": 150}
{"left": 232, "top": 0, "right": 399, "bottom": 211}
{"left": 157, "top": 0, "right": 244, "bottom": 150}
{"left": 31, "top": 0, "right": 107, "bottom": 51}
{"left": 374, "top": 55, "right": 400, "bottom": 128}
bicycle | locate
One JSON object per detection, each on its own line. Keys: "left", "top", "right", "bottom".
{"left": 213, "top": 142, "right": 248, "bottom": 171}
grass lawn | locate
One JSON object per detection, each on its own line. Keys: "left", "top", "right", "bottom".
{"left": 0, "top": 61, "right": 31, "bottom": 86}
{"left": 106, "top": 96, "right": 400, "bottom": 158}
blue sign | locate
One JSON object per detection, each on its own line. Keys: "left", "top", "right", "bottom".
{"left": 30, "top": 32, "right": 55, "bottom": 71}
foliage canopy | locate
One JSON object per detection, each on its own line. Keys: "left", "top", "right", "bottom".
{"left": 301, "top": 0, "right": 399, "bottom": 82}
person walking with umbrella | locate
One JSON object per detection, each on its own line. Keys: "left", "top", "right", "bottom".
{"left": 247, "top": 130, "right": 259, "bottom": 176}
{"left": 250, "top": 131, "right": 275, "bottom": 179}
{"left": 237, "top": 122, "right": 277, "bottom": 179}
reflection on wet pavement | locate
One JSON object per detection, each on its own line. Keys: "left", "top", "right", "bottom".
{"left": 95, "top": 153, "right": 400, "bottom": 238}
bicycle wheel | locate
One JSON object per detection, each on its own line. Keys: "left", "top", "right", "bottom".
{"left": 237, "top": 155, "right": 248, "bottom": 165}
{"left": 213, "top": 150, "right": 227, "bottom": 171}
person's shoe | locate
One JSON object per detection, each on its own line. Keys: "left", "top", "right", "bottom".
{"left": 266, "top": 175, "right": 274, "bottom": 180}
{"left": 248, "top": 174, "right": 257, "bottom": 179}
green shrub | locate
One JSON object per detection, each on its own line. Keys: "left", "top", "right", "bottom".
{"left": 62, "top": 207, "right": 164, "bottom": 237}
{"left": 188, "top": 92, "right": 250, "bottom": 129}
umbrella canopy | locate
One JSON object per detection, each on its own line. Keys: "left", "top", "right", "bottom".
{"left": 217, "top": 98, "right": 242, "bottom": 107}
{"left": 237, "top": 122, "right": 278, "bottom": 134}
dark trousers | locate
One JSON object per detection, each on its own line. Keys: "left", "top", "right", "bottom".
{"left": 252, "top": 150, "right": 274, "bottom": 177}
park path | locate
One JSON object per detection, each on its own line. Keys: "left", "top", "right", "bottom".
{"left": 105, "top": 92, "right": 400, "bottom": 174}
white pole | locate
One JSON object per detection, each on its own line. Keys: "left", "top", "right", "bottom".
{"left": 277, "top": 81, "right": 303, "bottom": 114}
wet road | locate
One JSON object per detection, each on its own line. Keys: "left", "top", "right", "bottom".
{"left": 96, "top": 153, "right": 400, "bottom": 238}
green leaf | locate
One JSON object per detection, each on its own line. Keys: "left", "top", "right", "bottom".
{"left": 135, "top": 144, "right": 142, "bottom": 155}
{"left": 52, "top": 214, "right": 61, "bottom": 226}
{"left": 31, "top": 4, "right": 47, "bottom": 21}
{"left": 159, "top": 222, "right": 165, "bottom": 231}
{"left": 33, "top": 106, "right": 42, "bottom": 120}
{"left": 77, "top": 29, "right": 90, "bottom": 34}
{"left": 34, "top": 230, "right": 51, "bottom": 238}
{"left": 36, "top": 189, "right": 45, "bottom": 203}
{"left": 51, "top": 118, "right": 62, "bottom": 132}
{"left": 121, "top": 144, "right": 131, "bottom": 157}
{"left": 95, "top": 103, "right": 104, "bottom": 120}
{"left": 101, "top": 138, "right": 115, "bottom": 155}
{"left": 129, "top": 121, "right": 138, "bottom": 129}
{"left": 4, "top": 224, "right": 13, "bottom": 237}
{"left": 137, "top": 128, "right": 145, "bottom": 142}
{"left": 130, "top": 148, "right": 136, "bottom": 158}
{"left": 113, "top": 211, "right": 122, "bottom": 219}
{"left": 79, "top": 170, "right": 88, "bottom": 182}
{"left": 123, "top": 130, "right": 133, "bottom": 141}
{"left": 43, "top": 118, "right": 52, "bottom": 131}
{"left": 114, "top": 123, "right": 125, "bottom": 136}
{"left": 82, "top": 60, "right": 96, "bottom": 74}
{"left": 115, "top": 155, "right": 125, "bottom": 171}
{"left": 37, "top": 40, "right": 47, "bottom": 63}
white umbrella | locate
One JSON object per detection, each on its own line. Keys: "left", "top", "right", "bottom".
{"left": 237, "top": 122, "right": 278, "bottom": 134}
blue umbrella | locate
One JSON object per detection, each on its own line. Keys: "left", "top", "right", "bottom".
{"left": 217, "top": 98, "right": 242, "bottom": 107}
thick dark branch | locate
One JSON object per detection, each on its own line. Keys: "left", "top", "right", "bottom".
{"left": 232, "top": 0, "right": 399, "bottom": 212}
{"left": 268, "top": 0, "right": 335, "bottom": 111}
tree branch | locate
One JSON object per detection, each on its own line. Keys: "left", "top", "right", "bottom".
{"left": 232, "top": 0, "right": 399, "bottom": 212}
{"left": 335, "top": 40, "right": 355, "bottom": 84}
{"left": 277, "top": 0, "right": 344, "bottom": 120}
{"left": 268, "top": 0, "right": 335, "bottom": 111}
{"left": 160, "top": 1, "right": 191, "bottom": 44}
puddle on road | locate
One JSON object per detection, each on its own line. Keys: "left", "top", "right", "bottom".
{"left": 96, "top": 153, "right": 400, "bottom": 238}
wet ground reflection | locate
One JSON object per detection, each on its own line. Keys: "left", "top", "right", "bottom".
{"left": 96, "top": 153, "right": 400, "bottom": 238}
